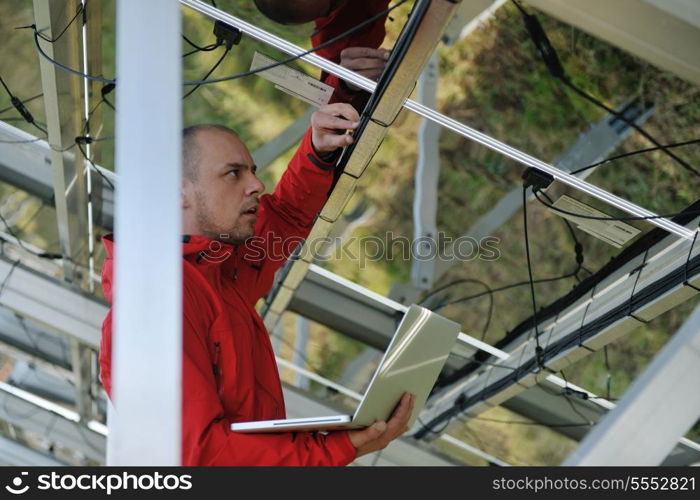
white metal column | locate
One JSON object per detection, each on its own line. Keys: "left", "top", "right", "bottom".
{"left": 565, "top": 302, "right": 700, "bottom": 465}
{"left": 412, "top": 52, "right": 441, "bottom": 290}
{"left": 109, "top": 0, "right": 182, "bottom": 465}
{"left": 293, "top": 316, "right": 310, "bottom": 390}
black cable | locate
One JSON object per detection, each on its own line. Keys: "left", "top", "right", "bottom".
{"left": 511, "top": 0, "right": 700, "bottom": 178}
{"left": 185, "top": 0, "right": 407, "bottom": 86}
{"left": 560, "top": 79, "right": 700, "bottom": 178}
{"left": 570, "top": 138, "right": 700, "bottom": 176}
{"left": 182, "top": 34, "right": 220, "bottom": 53}
{"left": 29, "top": 29, "right": 114, "bottom": 84}
{"left": 424, "top": 279, "right": 494, "bottom": 340}
{"left": 537, "top": 372, "right": 617, "bottom": 403}
{"left": 2, "top": 118, "right": 47, "bottom": 128}
{"left": 76, "top": 141, "right": 115, "bottom": 191}
{"left": 420, "top": 201, "right": 700, "bottom": 435}
{"left": 558, "top": 370, "right": 595, "bottom": 424}
{"left": 0, "top": 211, "right": 34, "bottom": 255}
{"left": 0, "top": 137, "right": 43, "bottom": 145}
{"left": 449, "top": 351, "right": 528, "bottom": 373}
{"left": 510, "top": 0, "right": 528, "bottom": 16}
{"left": 183, "top": 44, "right": 220, "bottom": 58}
{"left": 81, "top": 86, "right": 115, "bottom": 141}
{"left": 522, "top": 186, "right": 545, "bottom": 367}
{"left": 539, "top": 190, "right": 584, "bottom": 282}
{"left": 102, "top": 96, "right": 115, "bottom": 111}
{"left": 533, "top": 189, "right": 700, "bottom": 221}
{"left": 421, "top": 191, "right": 584, "bottom": 313}
{"left": 0, "top": 75, "right": 48, "bottom": 136}
{"left": 416, "top": 414, "right": 453, "bottom": 437}
{"left": 0, "top": 259, "right": 20, "bottom": 298}
{"left": 33, "top": 2, "right": 85, "bottom": 43}
{"left": 15, "top": 202, "right": 45, "bottom": 235}
{"left": 25, "top": 0, "right": 407, "bottom": 87}
{"left": 182, "top": 46, "right": 231, "bottom": 100}
{"left": 0, "top": 93, "right": 43, "bottom": 116}
{"left": 433, "top": 269, "right": 580, "bottom": 311}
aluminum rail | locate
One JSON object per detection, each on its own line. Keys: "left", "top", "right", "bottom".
{"left": 179, "top": 0, "right": 693, "bottom": 240}
{"left": 0, "top": 120, "right": 115, "bottom": 230}
{"left": 0, "top": 381, "right": 106, "bottom": 463}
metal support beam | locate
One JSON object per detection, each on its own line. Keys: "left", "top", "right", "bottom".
{"left": 0, "top": 434, "right": 66, "bottom": 466}
{"left": 0, "top": 306, "right": 73, "bottom": 374}
{"left": 289, "top": 264, "right": 407, "bottom": 351}
{"left": 0, "top": 256, "right": 105, "bottom": 348}
{"left": 412, "top": 52, "right": 441, "bottom": 290}
{"left": 565, "top": 303, "right": 700, "bottom": 465}
{"left": 110, "top": 0, "right": 182, "bottom": 466}
{"left": 0, "top": 381, "right": 105, "bottom": 463}
{"left": 8, "top": 361, "right": 106, "bottom": 420}
{"left": 70, "top": 339, "right": 94, "bottom": 422}
{"left": 0, "top": 121, "right": 115, "bottom": 230}
{"left": 9, "top": 361, "right": 77, "bottom": 407}
{"left": 33, "top": 0, "right": 90, "bottom": 286}
{"left": 293, "top": 316, "right": 310, "bottom": 390}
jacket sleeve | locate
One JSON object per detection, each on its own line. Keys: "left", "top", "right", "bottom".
{"left": 312, "top": 0, "right": 389, "bottom": 110}
{"left": 236, "top": 127, "right": 338, "bottom": 305}
{"left": 181, "top": 283, "right": 357, "bottom": 466}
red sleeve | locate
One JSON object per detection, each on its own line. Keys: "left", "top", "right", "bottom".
{"left": 312, "top": 0, "right": 390, "bottom": 64}
{"left": 312, "top": 0, "right": 390, "bottom": 109}
{"left": 181, "top": 282, "right": 357, "bottom": 466}
{"left": 99, "top": 310, "right": 113, "bottom": 398}
{"left": 235, "top": 127, "right": 337, "bottom": 304}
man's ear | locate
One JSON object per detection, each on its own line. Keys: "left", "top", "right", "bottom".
{"left": 181, "top": 179, "right": 194, "bottom": 210}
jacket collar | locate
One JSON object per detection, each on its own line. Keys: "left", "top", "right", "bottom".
{"left": 102, "top": 233, "right": 236, "bottom": 266}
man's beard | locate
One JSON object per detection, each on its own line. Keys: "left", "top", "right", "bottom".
{"left": 194, "top": 192, "right": 253, "bottom": 244}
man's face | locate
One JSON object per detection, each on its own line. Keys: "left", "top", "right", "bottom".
{"left": 182, "top": 129, "right": 265, "bottom": 245}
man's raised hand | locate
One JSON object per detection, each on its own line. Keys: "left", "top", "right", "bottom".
{"left": 310, "top": 102, "right": 361, "bottom": 154}
{"left": 340, "top": 47, "right": 390, "bottom": 90}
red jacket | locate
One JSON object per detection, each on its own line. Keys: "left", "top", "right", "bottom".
{"left": 99, "top": 129, "right": 357, "bottom": 466}
{"left": 313, "top": 0, "right": 391, "bottom": 108}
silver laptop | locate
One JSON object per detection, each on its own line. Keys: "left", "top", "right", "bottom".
{"left": 231, "top": 304, "right": 460, "bottom": 433}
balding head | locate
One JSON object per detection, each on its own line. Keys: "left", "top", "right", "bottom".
{"left": 182, "top": 124, "right": 239, "bottom": 182}
{"left": 253, "top": 0, "right": 346, "bottom": 25}
{"left": 181, "top": 124, "right": 265, "bottom": 244}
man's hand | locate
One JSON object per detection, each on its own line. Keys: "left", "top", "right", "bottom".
{"left": 340, "top": 47, "right": 390, "bottom": 91}
{"left": 347, "top": 392, "right": 415, "bottom": 459}
{"left": 311, "top": 102, "right": 360, "bottom": 154}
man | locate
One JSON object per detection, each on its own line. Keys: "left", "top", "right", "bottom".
{"left": 254, "top": 0, "right": 392, "bottom": 108}
{"left": 99, "top": 102, "right": 414, "bottom": 465}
